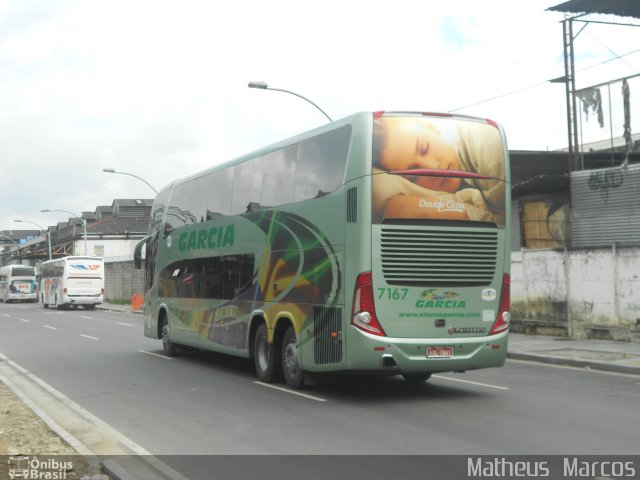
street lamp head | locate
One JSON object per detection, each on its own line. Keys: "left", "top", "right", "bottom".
{"left": 248, "top": 81, "right": 268, "bottom": 89}
{"left": 100, "top": 168, "right": 157, "bottom": 193}
{"left": 41, "top": 208, "right": 85, "bottom": 255}
{"left": 247, "top": 80, "right": 332, "bottom": 122}
{"left": 549, "top": 75, "right": 569, "bottom": 84}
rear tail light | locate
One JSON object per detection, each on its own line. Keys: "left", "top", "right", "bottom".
{"left": 63, "top": 287, "right": 68, "bottom": 294}
{"left": 351, "top": 272, "right": 386, "bottom": 336}
{"left": 489, "top": 274, "right": 510, "bottom": 335}
{"left": 101, "top": 288, "right": 105, "bottom": 295}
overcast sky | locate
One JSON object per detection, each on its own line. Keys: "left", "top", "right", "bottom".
{"left": 1, "top": 0, "right": 639, "bottom": 235}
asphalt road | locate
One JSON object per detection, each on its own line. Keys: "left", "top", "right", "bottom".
{"left": 1, "top": 302, "right": 638, "bottom": 477}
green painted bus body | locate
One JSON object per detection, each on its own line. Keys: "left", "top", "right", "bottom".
{"left": 140, "top": 111, "right": 511, "bottom": 381}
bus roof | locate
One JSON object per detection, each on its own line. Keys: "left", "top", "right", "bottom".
{"left": 159, "top": 110, "right": 505, "bottom": 195}
{"left": 42, "top": 256, "right": 103, "bottom": 264}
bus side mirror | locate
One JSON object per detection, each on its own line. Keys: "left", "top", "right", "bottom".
{"left": 134, "top": 235, "right": 151, "bottom": 269}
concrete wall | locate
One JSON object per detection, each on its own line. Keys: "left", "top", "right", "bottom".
{"left": 512, "top": 250, "right": 568, "bottom": 326}
{"left": 512, "top": 246, "right": 640, "bottom": 342}
{"left": 104, "top": 260, "right": 144, "bottom": 302}
{"left": 70, "top": 237, "right": 144, "bottom": 261}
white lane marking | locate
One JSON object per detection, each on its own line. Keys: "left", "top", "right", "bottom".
{"left": 139, "top": 350, "right": 174, "bottom": 360}
{"left": 432, "top": 375, "right": 510, "bottom": 390}
{"left": 2, "top": 314, "right": 10, "bottom": 317}
{"left": 80, "top": 334, "right": 99, "bottom": 340}
{"left": 254, "top": 381, "right": 328, "bottom": 402}
{"left": 20, "top": 319, "right": 30, "bottom": 323}
{"left": 44, "top": 325, "right": 57, "bottom": 330}
{"left": 117, "top": 322, "right": 132, "bottom": 327}
{"left": 80, "top": 316, "right": 94, "bottom": 320}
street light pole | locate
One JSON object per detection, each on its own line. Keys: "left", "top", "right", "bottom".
{"left": 14, "top": 219, "right": 52, "bottom": 260}
{"left": 248, "top": 81, "right": 333, "bottom": 122}
{"left": 41, "top": 209, "right": 87, "bottom": 255}
{"left": 102, "top": 168, "right": 158, "bottom": 194}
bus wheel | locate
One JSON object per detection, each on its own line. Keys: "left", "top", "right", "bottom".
{"left": 161, "top": 318, "right": 177, "bottom": 356}
{"left": 42, "top": 294, "right": 48, "bottom": 309}
{"left": 402, "top": 372, "right": 432, "bottom": 384}
{"left": 253, "top": 323, "right": 281, "bottom": 383}
{"left": 85, "top": 304, "right": 96, "bottom": 311}
{"left": 282, "top": 325, "right": 305, "bottom": 389}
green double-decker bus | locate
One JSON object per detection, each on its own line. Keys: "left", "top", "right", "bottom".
{"left": 135, "top": 111, "right": 511, "bottom": 388}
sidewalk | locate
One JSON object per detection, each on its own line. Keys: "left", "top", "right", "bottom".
{"left": 507, "top": 332, "right": 640, "bottom": 375}
{"left": 97, "top": 301, "right": 142, "bottom": 315}
{"left": 97, "top": 302, "right": 640, "bottom": 376}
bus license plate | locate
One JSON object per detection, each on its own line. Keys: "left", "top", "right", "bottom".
{"left": 427, "top": 346, "right": 453, "bottom": 358}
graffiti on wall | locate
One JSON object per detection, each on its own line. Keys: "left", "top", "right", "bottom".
{"left": 588, "top": 169, "right": 623, "bottom": 199}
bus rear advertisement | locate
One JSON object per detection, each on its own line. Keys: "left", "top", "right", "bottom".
{"left": 0, "top": 265, "right": 38, "bottom": 303}
{"left": 136, "top": 111, "right": 511, "bottom": 388}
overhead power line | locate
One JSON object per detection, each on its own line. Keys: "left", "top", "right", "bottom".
{"left": 449, "top": 48, "right": 640, "bottom": 113}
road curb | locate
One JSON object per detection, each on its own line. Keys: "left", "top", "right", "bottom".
{"left": 507, "top": 352, "right": 640, "bottom": 376}
{"left": 96, "top": 305, "right": 143, "bottom": 315}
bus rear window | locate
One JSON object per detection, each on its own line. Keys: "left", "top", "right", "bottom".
{"left": 12, "top": 267, "right": 35, "bottom": 276}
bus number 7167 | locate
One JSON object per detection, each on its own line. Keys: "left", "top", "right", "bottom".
{"left": 377, "top": 288, "right": 408, "bottom": 300}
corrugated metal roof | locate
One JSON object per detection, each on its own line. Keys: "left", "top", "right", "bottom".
{"left": 548, "top": 0, "right": 640, "bottom": 20}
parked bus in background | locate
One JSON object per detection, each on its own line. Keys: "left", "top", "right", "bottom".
{"left": 0, "top": 264, "right": 38, "bottom": 303}
{"left": 40, "top": 256, "right": 104, "bottom": 310}
{"left": 135, "top": 111, "right": 511, "bottom": 388}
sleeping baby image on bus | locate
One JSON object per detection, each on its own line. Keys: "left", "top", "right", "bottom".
{"left": 371, "top": 115, "right": 508, "bottom": 226}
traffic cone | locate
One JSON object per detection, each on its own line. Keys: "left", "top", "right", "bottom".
{"left": 131, "top": 293, "right": 143, "bottom": 311}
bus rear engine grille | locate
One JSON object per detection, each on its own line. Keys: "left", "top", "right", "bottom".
{"left": 380, "top": 228, "right": 499, "bottom": 287}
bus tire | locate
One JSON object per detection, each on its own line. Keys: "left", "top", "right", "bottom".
{"left": 161, "top": 317, "right": 177, "bottom": 357}
{"left": 42, "top": 294, "right": 48, "bottom": 309}
{"left": 282, "top": 325, "right": 305, "bottom": 389}
{"left": 402, "top": 372, "right": 432, "bottom": 384}
{"left": 86, "top": 304, "right": 96, "bottom": 311}
{"left": 253, "top": 323, "right": 282, "bottom": 383}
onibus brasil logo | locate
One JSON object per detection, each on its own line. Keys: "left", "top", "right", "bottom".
{"left": 8, "top": 455, "right": 78, "bottom": 480}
